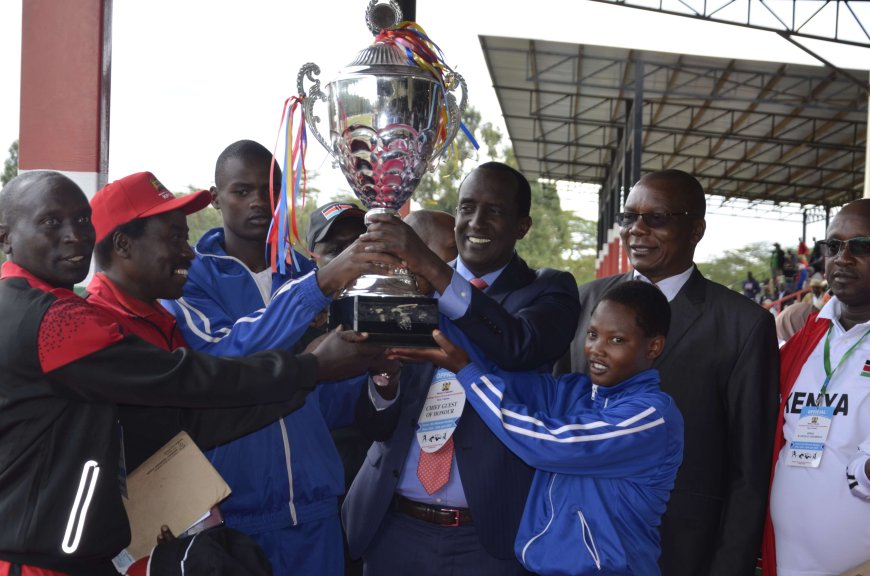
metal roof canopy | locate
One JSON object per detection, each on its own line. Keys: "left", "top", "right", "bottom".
{"left": 481, "top": 35, "right": 868, "bottom": 242}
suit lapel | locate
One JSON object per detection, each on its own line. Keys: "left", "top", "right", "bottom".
{"left": 484, "top": 254, "right": 534, "bottom": 306}
{"left": 655, "top": 267, "right": 706, "bottom": 366}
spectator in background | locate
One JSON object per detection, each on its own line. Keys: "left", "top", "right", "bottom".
{"left": 809, "top": 236, "right": 824, "bottom": 273}
{"left": 774, "top": 301, "right": 814, "bottom": 345}
{"left": 782, "top": 248, "right": 798, "bottom": 291}
{"left": 795, "top": 254, "right": 809, "bottom": 291}
{"left": 743, "top": 271, "right": 762, "bottom": 302}
{"left": 802, "top": 276, "right": 828, "bottom": 310}
{"left": 771, "top": 242, "right": 785, "bottom": 282}
{"left": 776, "top": 279, "right": 794, "bottom": 310}
{"left": 797, "top": 236, "right": 808, "bottom": 257}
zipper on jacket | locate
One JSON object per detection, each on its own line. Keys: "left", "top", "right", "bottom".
{"left": 577, "top": 510, "right": 602, "bottom": 571}
{"left": 278, "top": 419, "right": 297, "bottom": 525}
{"left": 197, "top": 251, "right": 271, "bottom": 306}
{"left": 62, "top": 460, "right": 100, "bottom": 553}
{"left": 520, "top": 474, "right": 558, "bottom": 566}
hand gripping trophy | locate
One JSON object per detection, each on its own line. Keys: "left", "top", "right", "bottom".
{"left": 298, "top": 0, "right": 467, "bottom": 346}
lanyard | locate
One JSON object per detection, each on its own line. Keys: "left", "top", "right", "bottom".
{"left": 821, "top": 323, "right": 870, "bottom": 396}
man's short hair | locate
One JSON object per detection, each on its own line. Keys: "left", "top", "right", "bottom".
{"left": 639, "top": 169, "right": 706, "bottom": 218}
{"left": 214, "top": 140, "right": 275, "bottom": 187}
{"left": 474, "top": 162, "right": 532, "bottom": 218}
{"left": 597, "top": 280, "right": 671, "bottom": 338}
{"left": 0, "top": 171, "right": 72, "bottom": 225}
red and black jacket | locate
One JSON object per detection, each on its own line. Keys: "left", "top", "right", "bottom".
{"left": 0, "top": 262, "right": 318, "bottom": 574}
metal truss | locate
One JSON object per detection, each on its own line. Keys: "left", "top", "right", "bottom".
{"left": 484, "top": 37, "right": 867, "bottom": 217}
{"left": 588, "top": 0, "right": 870, "bottom": 48}
{"left": 588, "top": 0, "right": 870, "bottom": 91}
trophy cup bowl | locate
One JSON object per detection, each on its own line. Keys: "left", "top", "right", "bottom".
{"left": 298, "top": 2, "right": 466, "bottom": 346}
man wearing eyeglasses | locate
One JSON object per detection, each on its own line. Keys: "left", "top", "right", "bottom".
{"left": 556, "top": 169, "right": 779, "bottom": 576}
{"left": 764, "top": 198, "right": 870, "bottom": 576}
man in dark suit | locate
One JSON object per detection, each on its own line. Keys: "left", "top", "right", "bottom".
{"left": 557, "top": 169, "right": 779, "bottom": 576}
{"left": 343, "top": 162, "right": 580, "bottom": 575}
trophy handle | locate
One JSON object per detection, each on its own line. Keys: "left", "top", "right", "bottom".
{"left": 430, "top": 72, "right": 468, "bottom": 163}
{"left": 454, "top": 72, "right": 469, "bottom": 114}
{"left": 297, "top": 63, "right": 333, "bottom": 154}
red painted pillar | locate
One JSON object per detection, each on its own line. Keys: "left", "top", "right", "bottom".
{"left": 19, "top": 0, "right": 112, "bottom": 197}
{"left": 620, "top": 237, "right": 630, "bottom": 273}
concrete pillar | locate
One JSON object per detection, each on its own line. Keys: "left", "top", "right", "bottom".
{"left": 19, "top": 0, "right": 112, "bottom": 197}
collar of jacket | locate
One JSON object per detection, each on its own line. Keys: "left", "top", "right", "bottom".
{"left": 590, "top": 368, "right": 661, "bottom": 403}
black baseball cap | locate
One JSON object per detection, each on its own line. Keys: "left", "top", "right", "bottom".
{"left": 307, "top": 201, "right": 366, "bottom": 248}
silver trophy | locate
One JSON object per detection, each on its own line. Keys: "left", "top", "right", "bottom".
{"left": 298, "top": 0, "right": 466, "bottom": 346}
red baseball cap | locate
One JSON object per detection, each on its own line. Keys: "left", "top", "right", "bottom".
{"left": 91, "top": 171, "right": 212, "bottom": 243}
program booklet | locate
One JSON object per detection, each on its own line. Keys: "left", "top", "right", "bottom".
{"left": 111, "top": 431, "right": 231, "bottom": 573}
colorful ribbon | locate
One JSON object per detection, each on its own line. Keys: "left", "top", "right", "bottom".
{"left": 375, "top": 22, "right": 479, "bottom": 152}
{"left": 267, "top": 96, "right": 308, "bottom": 275}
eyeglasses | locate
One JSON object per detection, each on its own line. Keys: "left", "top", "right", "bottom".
{"left": 817, "top": 236, "right": 870, "bottom": 258}
{"left": 616, "top": 211, "right": 692, "bottom": 229}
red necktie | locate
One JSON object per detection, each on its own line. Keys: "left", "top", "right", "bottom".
{"left": 416, "top": 278, "right": 486, "bottom": 495}
{"left": 417, "top": 436, "right": 454, "bottom": 495}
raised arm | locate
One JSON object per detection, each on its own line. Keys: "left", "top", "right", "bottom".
{"left": 446, "top": 268, "right": 580, "bottom": 372}
{"left": 166, "top": 269, "right": 328, "bottom": 355}
{"left": 456, "top": 364, "right": 682, "bottom": 477}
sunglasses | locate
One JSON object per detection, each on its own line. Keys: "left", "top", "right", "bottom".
{"left": 616, "top": 211, "right": 691, "bottom": 229}
{"left": 817, "top": 236, "right": 870, "bottom": 258}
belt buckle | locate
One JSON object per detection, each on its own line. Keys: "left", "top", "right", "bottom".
{"left": 444, "top": 507, "right": 461, "bottom": 527}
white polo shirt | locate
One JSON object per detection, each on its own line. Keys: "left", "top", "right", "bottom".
{"left": 770, "top": 297, "right": 870, "bottom": 575}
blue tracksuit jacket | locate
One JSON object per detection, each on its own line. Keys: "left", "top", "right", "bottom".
{"left": 162, "top": 227, "right": 364, "bottom": 574}
{"left": 455, "top": 365, "right": 684, "bottom": 576}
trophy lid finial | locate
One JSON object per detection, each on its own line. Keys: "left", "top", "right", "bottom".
{"left": 366, "top": 0, "right": 403, "bottom": 35}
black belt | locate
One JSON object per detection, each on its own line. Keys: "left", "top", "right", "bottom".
{"left": 393, "top": 495, "right": 473, "bottom": 527}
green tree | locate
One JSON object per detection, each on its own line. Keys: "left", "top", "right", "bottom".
{"left": 560, "top": 213, "right": 598, "bottom": 284}
{"left": 517, "top": 180, "right": 597, "bottom": 284}
{"left": 697, "top": 241, "right": 772, "bottom": 292}
{"left": 1, "top": 140, "right": 18, "bottom": 187}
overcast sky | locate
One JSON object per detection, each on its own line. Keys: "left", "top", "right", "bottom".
{"left": 1, "top": 0, "right": 868, "bottom": 260}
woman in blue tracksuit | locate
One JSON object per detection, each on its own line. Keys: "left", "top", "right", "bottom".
{"left": 390, "top": 281, "right": 684, "bottom": 575}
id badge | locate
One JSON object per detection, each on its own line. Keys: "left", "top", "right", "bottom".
{"left": 416, "top": 368, "right": 466, "bottom": 453}
{"left": 786, "top": 406, "right": 834, "bottom": 468}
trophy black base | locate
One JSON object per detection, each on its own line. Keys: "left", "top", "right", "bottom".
{"left": 328, "top": 294, "right": 439, "bottom": 348}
